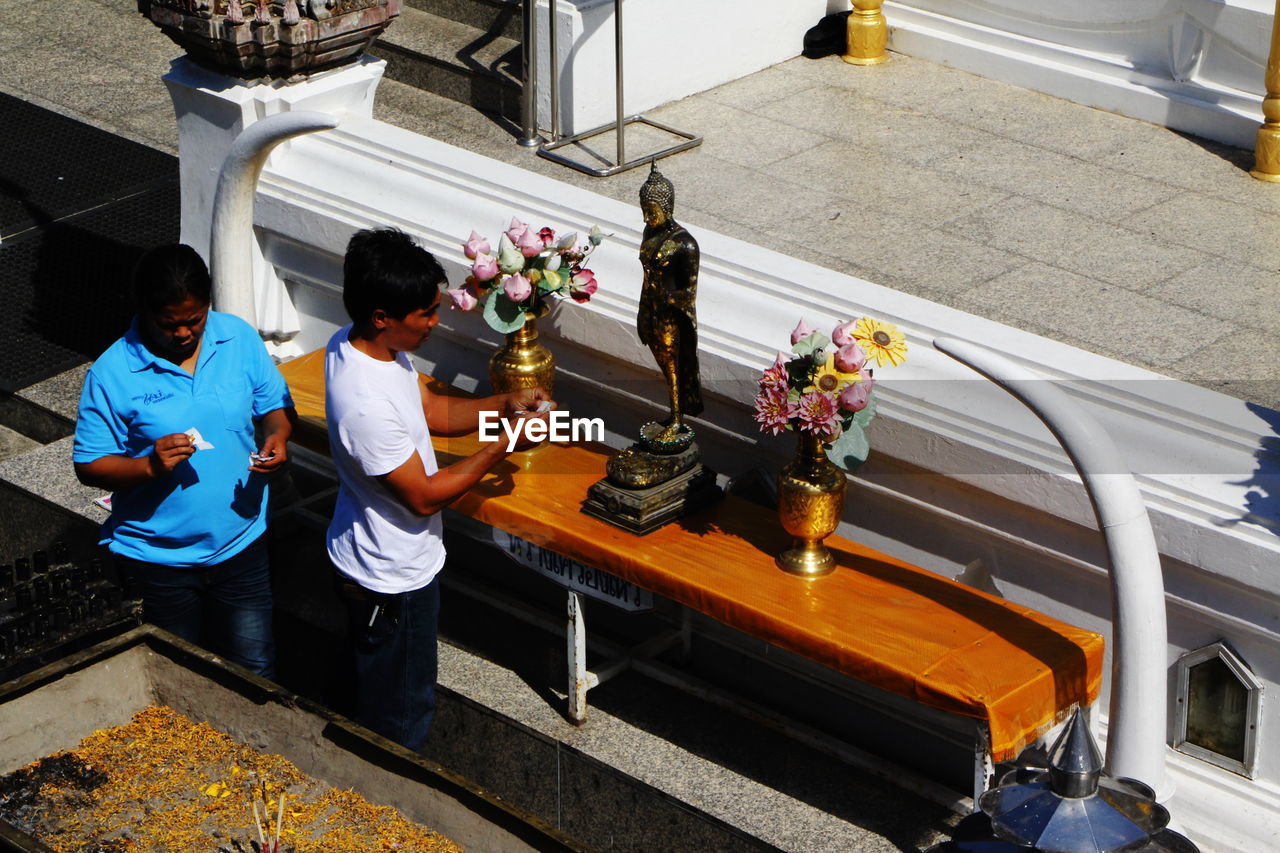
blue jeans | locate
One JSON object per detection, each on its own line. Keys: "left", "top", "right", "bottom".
{"left": 115, "top": 535, "right": 275, "bottom": 678}
{"left": 340, "top": 575, "right": 440, "bottom": 752}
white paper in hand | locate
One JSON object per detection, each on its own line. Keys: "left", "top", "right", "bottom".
{"left": 184, "top": 427, "right": 215, "bottom": 451}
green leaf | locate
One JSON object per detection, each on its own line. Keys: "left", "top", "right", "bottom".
{"left": 482, "top": 291, "right": 527, "bottom": 334}
{"left": 540, "top": 268, "right": 562, "bottom": 292}
{"left": 791, "top": 333, "right": 830, "bottom": 357}
{"left": 853, "top": 391, "right": 877, "bottom": 428}
{"left": 826, "top": 422, "right": 870, "bottom": 470}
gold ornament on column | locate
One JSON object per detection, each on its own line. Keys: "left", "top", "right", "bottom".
{"left": 842, "top": 0, "right": 889, "bottom": 66}
{"left": 1252, "top": 3, "right": 1280, "bottom": 181}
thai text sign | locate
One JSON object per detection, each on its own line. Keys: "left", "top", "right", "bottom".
{"left": 493, "top": 529, "right": 653, "bottom": 612}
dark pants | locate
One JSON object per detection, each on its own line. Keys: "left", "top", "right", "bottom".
{"left": 115, "top": 535, "right": 275, "bottom": 678}
{"left": 339, "top": 575, "right": 440, "bottom": 752}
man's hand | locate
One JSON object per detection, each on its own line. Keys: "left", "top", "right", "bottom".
{"left": 502, "top": 387, "right": 554, "bottom": 417}
{"left": 249, "top": 433, "right": 289, "bottom": 473}
{"left": 501, "top": 388, "right": 555, "bottom": 451}
{"left": 149, "top": 433, "right": 195, "bottom": 477}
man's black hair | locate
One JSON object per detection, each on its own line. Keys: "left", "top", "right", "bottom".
{"left": 343, "top": 228, "right": 446, "bottom": 325}
{"left": 131, "top": 244, "right": 212, "bottom": 314}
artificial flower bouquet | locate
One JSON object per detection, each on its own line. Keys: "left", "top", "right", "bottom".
{"left": 447, "top": 217, "right": 606, "bottom": 333}
{"left": 754, "top": 316, "right": 909, "bottom": 469}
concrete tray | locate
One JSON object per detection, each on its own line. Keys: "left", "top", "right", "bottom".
{"left": 0, "top": 625, "right": 584, "bottom": 853}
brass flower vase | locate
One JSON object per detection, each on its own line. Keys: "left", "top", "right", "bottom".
{"left": 489, "top": 310, "right": 555, "bottom": 395}
{"left": 776, "top": 431, "right": 847, "bottom": 578}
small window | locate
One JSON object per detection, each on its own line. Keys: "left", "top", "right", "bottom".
{"left": 1174, "top": 642, "right": 1262, "bottom": 776}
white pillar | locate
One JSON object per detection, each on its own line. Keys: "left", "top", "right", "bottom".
{"left": 163, "top": 56, "right": 385, "bottom": 355}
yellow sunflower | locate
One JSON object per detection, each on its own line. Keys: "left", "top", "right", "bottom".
{"left": 805, "top": 353, "right": 863, "bottom": 395}
{"left": 853, "top": 317, "right": 908, "bottom": 368}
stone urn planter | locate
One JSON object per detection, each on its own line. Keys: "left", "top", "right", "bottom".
{"left": 139, "top": 0, "right": 402, "bottom": 79}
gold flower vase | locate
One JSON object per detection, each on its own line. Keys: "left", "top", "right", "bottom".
{"left": 776, "top": 431, "right": 847, "bottom": 578}
{"left": 489, "top": 309, "right": 555, "bottom": 396}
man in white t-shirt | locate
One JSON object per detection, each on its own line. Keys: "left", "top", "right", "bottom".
{"left": 326, "top": 228, "right": 552, "bottom": 750}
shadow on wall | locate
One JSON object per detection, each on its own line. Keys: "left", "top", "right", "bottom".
{"left": 1224, "top": 402, "right": 1280, "bottom": 537}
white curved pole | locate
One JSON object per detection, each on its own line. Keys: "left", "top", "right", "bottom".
{"left": 210, "top": 111, "right": 339, "bottom": 322}
{"left": 933, "top": 337, "right": 1168, "bottom": 795}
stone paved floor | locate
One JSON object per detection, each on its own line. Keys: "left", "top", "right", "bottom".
{"left": 5, "top": 0, "right": 1278, "bottom": 409}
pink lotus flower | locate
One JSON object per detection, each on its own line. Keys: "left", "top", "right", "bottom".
{"left": 447, "top": 285, "right": 478, "bottom": 311}
{"left": 538, "top": 227, "right": 556, "bottom": 247}
{"left": 790, "top": 318, "right": 816, "bottom": 345}
{"left": 753, "top": 385, "right": 795, "bottom": 435}
{"left": 506, "top": 217, "right": 529, "bottom": 244}
{"left": 758, "top": 352, "right": 788, "bottom": 390}
{"left": 834, "top": 343, "right": 867, "bottom": 374}
{"left": 838, "top": 372, "right": 875, "bottom": 412}
{"left": 515, "top": 227, "right": 543, "bottom": 258}
{"left": 503, "top": 273, "right": 532, "bottom": 303}
{"left": 471, "top": 253, "right": 499, "bottom": 282}
{"left": 569, "top": 269, "right": 598, "bottom": 302}
{"left": 462, "top": 230, "right": 490, "bottom": 260}
{"left": 795, "top": 390, "right": 842, "bottom": 436}
{"left": 832, "top": 320, "right": 858, "bottom": 348}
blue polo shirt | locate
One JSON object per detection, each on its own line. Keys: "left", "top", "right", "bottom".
{"left": 73, "top": 311, "right": 293, "bottom": 567}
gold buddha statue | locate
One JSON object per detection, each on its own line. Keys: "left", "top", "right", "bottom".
{"left": 637, "top": 163, "right": 702, "bottom": 449}
{"left": 583, "top": 164, "right": 721, "bottom": 534}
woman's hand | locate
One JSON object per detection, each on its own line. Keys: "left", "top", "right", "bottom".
{"left": 249, "top": 407, "right": 295, "bottom": 473}
{"left": 149, "top": 433, "right": 195, "bottom": 477}
{"left": 249, "top": 433, "right": 289, "bottom": 473}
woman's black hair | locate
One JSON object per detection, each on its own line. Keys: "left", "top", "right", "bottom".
{"left": 130, "top": 244, "right": 212, "bottom": 314}
{"left": 343, "top": 229, "right": 446, "bottom": 325}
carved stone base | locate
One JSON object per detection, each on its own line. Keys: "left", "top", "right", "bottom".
{"left": 583, "top": 465, "right": 721, "bottom": 536}
{"left": 142, "top": 0, "right": 402, "bottom": 80}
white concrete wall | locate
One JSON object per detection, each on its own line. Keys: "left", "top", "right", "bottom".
{"left": 885, "top": 0, "right": 1273, "bottom": 149}
{"left": 535, "top": 0, "right": 846, "bottom": 134}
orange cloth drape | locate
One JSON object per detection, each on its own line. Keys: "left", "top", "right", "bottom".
{"left": 281, "top": 349, "right": 1102, "bottom": 760}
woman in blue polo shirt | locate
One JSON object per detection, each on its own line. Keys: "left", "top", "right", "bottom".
{"left": 72, "top": 244, "right": 296, "bottom": 677}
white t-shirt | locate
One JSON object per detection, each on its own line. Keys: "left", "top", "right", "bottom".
{"left": 325, "top": 326, "right": 445, "bottom": 593}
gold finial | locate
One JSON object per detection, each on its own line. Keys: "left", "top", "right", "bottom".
{"left": 1253, "top": 5, "right": 1280, "bottom": 181}
{"left": 842, "top": 1, "right": 889, "bottom": 66}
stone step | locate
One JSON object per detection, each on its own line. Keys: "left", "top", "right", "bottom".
{"left": 370, "top": 4, "right": 523, "bottom": 119}
{"left": 404, "top": 0, "right": 523, "bottom": 42}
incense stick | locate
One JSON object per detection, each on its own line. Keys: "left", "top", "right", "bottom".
{"left": 274, "top": 791, "right": 285, "bottom": 853}
{"left": 251, "top": 799, "right": 266, "bottom": 849}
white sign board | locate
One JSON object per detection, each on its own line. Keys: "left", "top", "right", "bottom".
{"left": 492, "top": 529, "right": 654, "bottom": 612}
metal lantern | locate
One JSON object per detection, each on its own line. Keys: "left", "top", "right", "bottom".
{"left": 927, "top": 709, "right": 1200, "bottom": 853}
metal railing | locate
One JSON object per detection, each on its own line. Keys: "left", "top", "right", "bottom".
{"left": 518, "top": 0, "right": 701, "bottom": 176}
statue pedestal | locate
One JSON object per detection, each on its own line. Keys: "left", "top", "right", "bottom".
{"left": 583, "top": 446, "right": 721, "bottom": 535}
